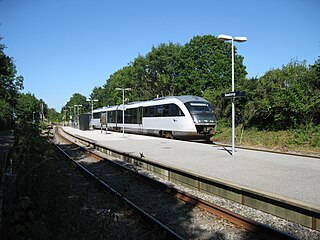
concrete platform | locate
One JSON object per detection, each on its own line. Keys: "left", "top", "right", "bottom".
{"left": 62, "top": 127, "right": 320, "bottom": 207}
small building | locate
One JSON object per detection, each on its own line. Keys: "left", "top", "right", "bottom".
{"left": 79, "top": 113, "right": 91, "bottom": 130}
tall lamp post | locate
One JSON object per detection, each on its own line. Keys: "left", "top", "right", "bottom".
{"left": 68, "top": 106, "right": 73, "bottom": 126}
{"left": 87, "top": 98, "right": 99, "bottom": 129}
{"left": 115, "top": 87, "right": 132, "bottom": 137}
{"left": 63, "top": 109, "right": 67, "bottom": 126}
{"left": 73, "top": 105, "right": 78, "bottom": 128}
{"left": 73, "top": 105, "right": 82, "bottom": 128}
{"left": 218, "top": 34, "right": 247, "bottom": 156}
{"left": 77, "top": 105, "right": 82, "bottom": 129}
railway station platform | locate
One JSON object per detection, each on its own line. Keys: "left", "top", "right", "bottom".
{"left": 61, "top": 127, "right": 320, "bottom": 208}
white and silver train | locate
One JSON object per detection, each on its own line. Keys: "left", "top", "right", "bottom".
{"left": 90, "top": 96, "right": 216, "bottom": 140}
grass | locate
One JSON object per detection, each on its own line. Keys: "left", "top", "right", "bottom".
{"left": 212, "top": 124, "right": 320, "bottom": 155}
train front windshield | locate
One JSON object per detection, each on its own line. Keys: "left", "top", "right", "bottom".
{"left": 184, "top": 102, "right": 216, "bottom": 124}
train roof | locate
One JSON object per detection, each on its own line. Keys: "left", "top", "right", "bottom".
{"left": 152, "top": 95, "right": 208, "bottom": 103}
{"left": 92, "top": 95, "right": 209, "bottom": 112}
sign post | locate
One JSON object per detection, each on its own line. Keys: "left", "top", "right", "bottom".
{"left": 223, "top": 91, "right": 246, "bottom": 155}
{"left": 224, "top": 91, "right": 246, "bottom": 98}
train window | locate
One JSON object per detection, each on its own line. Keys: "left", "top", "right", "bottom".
{"left": 132, "top": 108, "right": 138, "bottom": 124}
{"left": 93, "top": 112, "right": 101, "bottom": 119}
{"left": 168, "top": 104, "right": 184, "bottom": 116}
{"left": 137, "top": 107, "right": 143, "bottom": 124}
{"left": 123, "top": 108, "right": 141, "bottom": 124}
{"left": 126, "top": 108, "right": 138, "bottom": 124}
{"left": 124, "top": 109, "right": 130, "bottom": 123}
{"left": 156, "top": 105, "right": 164, "bottom": 117}
{"left": 163, "top": 105, "right": 169, "bottom": 116}
{"left": 143, "top": 104, "right": 184, "bottom": 117}
{"left": 117, "top": 110, "right": 122, "bottom": 122}
{"left": 144, "top": 106, "right": 156, "bottom": 117}
{"left": 108, "top": 110, "right": 116, "bottom": 123}
{"left": 185, "top": 102, "right": 213, "bottom": 114}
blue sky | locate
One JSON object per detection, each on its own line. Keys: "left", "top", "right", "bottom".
{"left": 1, "top": 0, "right": 319, "bottom": 111}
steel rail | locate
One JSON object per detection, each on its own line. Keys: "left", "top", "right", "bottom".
{"left": 60, "top": 127, "right": 320, "bottom": 230}
{"left": 55, "top": 127, "right": 298, "bottom": 239}
{"left": 54, "top": 136, "right": 184, "bottom": 240}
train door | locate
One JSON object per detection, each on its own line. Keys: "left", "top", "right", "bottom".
{"left": 115, "top": 106, "right": 120, "bottom": 130}
{"left": 137, "top": 107, "right": 143, "bottom": 133}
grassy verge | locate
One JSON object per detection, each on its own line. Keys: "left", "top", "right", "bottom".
{"left": 212, "top": 124, "right": 320, "bottom": 155}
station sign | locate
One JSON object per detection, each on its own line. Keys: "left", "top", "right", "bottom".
{"left": 224, "top": 91, "right": 246, "bottom": 98}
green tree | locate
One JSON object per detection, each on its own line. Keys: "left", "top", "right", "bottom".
{"left": 87, "top": 35, "right": 247, "bottom": 121}
{"left": 131, "top": 54, "right": 153, "bottom": 100}
{"left": 145, "top": 43, "right": 183, "bottom": 97}
{"left": 15, "top": 93, "right": 41, "bottom": 122}
{"left": 47, "top": 108, "right": 61, "bottom": 123}
{"left": 0, "top": 40, "right": 24, "bottom": 129}
{"left": 309, "top": 56, "right": 320, "bottom": 125}
{"left": 180, "top": 35, "right": 247, "bottom": 121}
{"left": 0, "top": 99, "right": 12, "bottom": 129}
{"left": 245, "top": 60, "right": 319, "bottom": 129}
{"left": 177, "top": 35, "right": 246, "bottom": 95}
{"left": 103, "top": 66, "right": 135, "bottom": 106}
{"left": 62, "top": 93, "right": 89, "bottom": 121}
{"left": 89, "top": 86, "right": 107, "bottom": 108}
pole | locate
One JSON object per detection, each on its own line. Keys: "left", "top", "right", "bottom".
{"left": 218, "top": 34, "right": 246, "bottom": 156}
{"left": 87, "top": 99, "right": 98, "bottom": 130}
{"left": 63, "top": 110, "right": 67, "bottom": 126}
{"left": 91, "top": 100, "right": 94, "bottom": 123}
{"left": 115, "top": 88, "right": 131, "bottom": 137}
{"left": 122, "top": 88, "right": 125, "bottom": 137}
{"left": 78, "top": 106, "right": 80, "bottom": 129}
{"left": 231, "top": 39, "right": 235, "bottom": 156}
{"left": 74, "top": 105, "right": 76, "bottom": 128}
{"left": 69, "top": 106, "right": 72, "bottom": 126}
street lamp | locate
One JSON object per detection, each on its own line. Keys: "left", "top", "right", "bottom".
{"left": 86, "top": 98, "right": 99, "bottom": 130}
{"left": 115, "top": 87, "right": 132, "bottom": 137}
{"left": 73, "top": 105, "right": 83, "bottom": 129}
{"left": 68, "top": 106, "right": 73, "bottom": 126}
{"left": 218, "top": 34, "right": 247, "bottom": 156}
{"left": 73, "top": 105, "right": 78, "bottom": 128}
{"left": 63, "top": 109, "right": 67, "bottom": 126}
{"left": 77, "top": 105, "right": 82, "bottom": 129}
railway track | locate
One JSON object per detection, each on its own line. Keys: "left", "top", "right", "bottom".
{"left": 53, "top": 126, "right": 297, "bottom": 239}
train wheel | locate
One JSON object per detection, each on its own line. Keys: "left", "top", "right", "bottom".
{"left": 163, "top": 131, "right": 173, "bottom": 139}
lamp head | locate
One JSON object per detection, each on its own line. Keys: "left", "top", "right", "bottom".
{"left": 234, "top": 36, "right": 247, "bottom": 42}
{"left": 217, "top": 34, "right": 232, "bottom": 41}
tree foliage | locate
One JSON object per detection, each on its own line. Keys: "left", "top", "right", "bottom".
{"left": 0, "top": 40, "right": 24, "bottom": 129}
{"left": 241, "top": 60, "right": 320, "bottom": 130}
{"left": 47, "top": 108, "right": 61, "bottom": 123}
{"left": 15, "top": 93, "right": 48, "bottom": 122}
{"left": 66, "top": 34, "right": 319, "bottom": 131}
{"left": 62, "top": 93, "right": 90, "bottom": 121}
{"left": 96, "top": 35, "right": 246, "bottom": 121}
